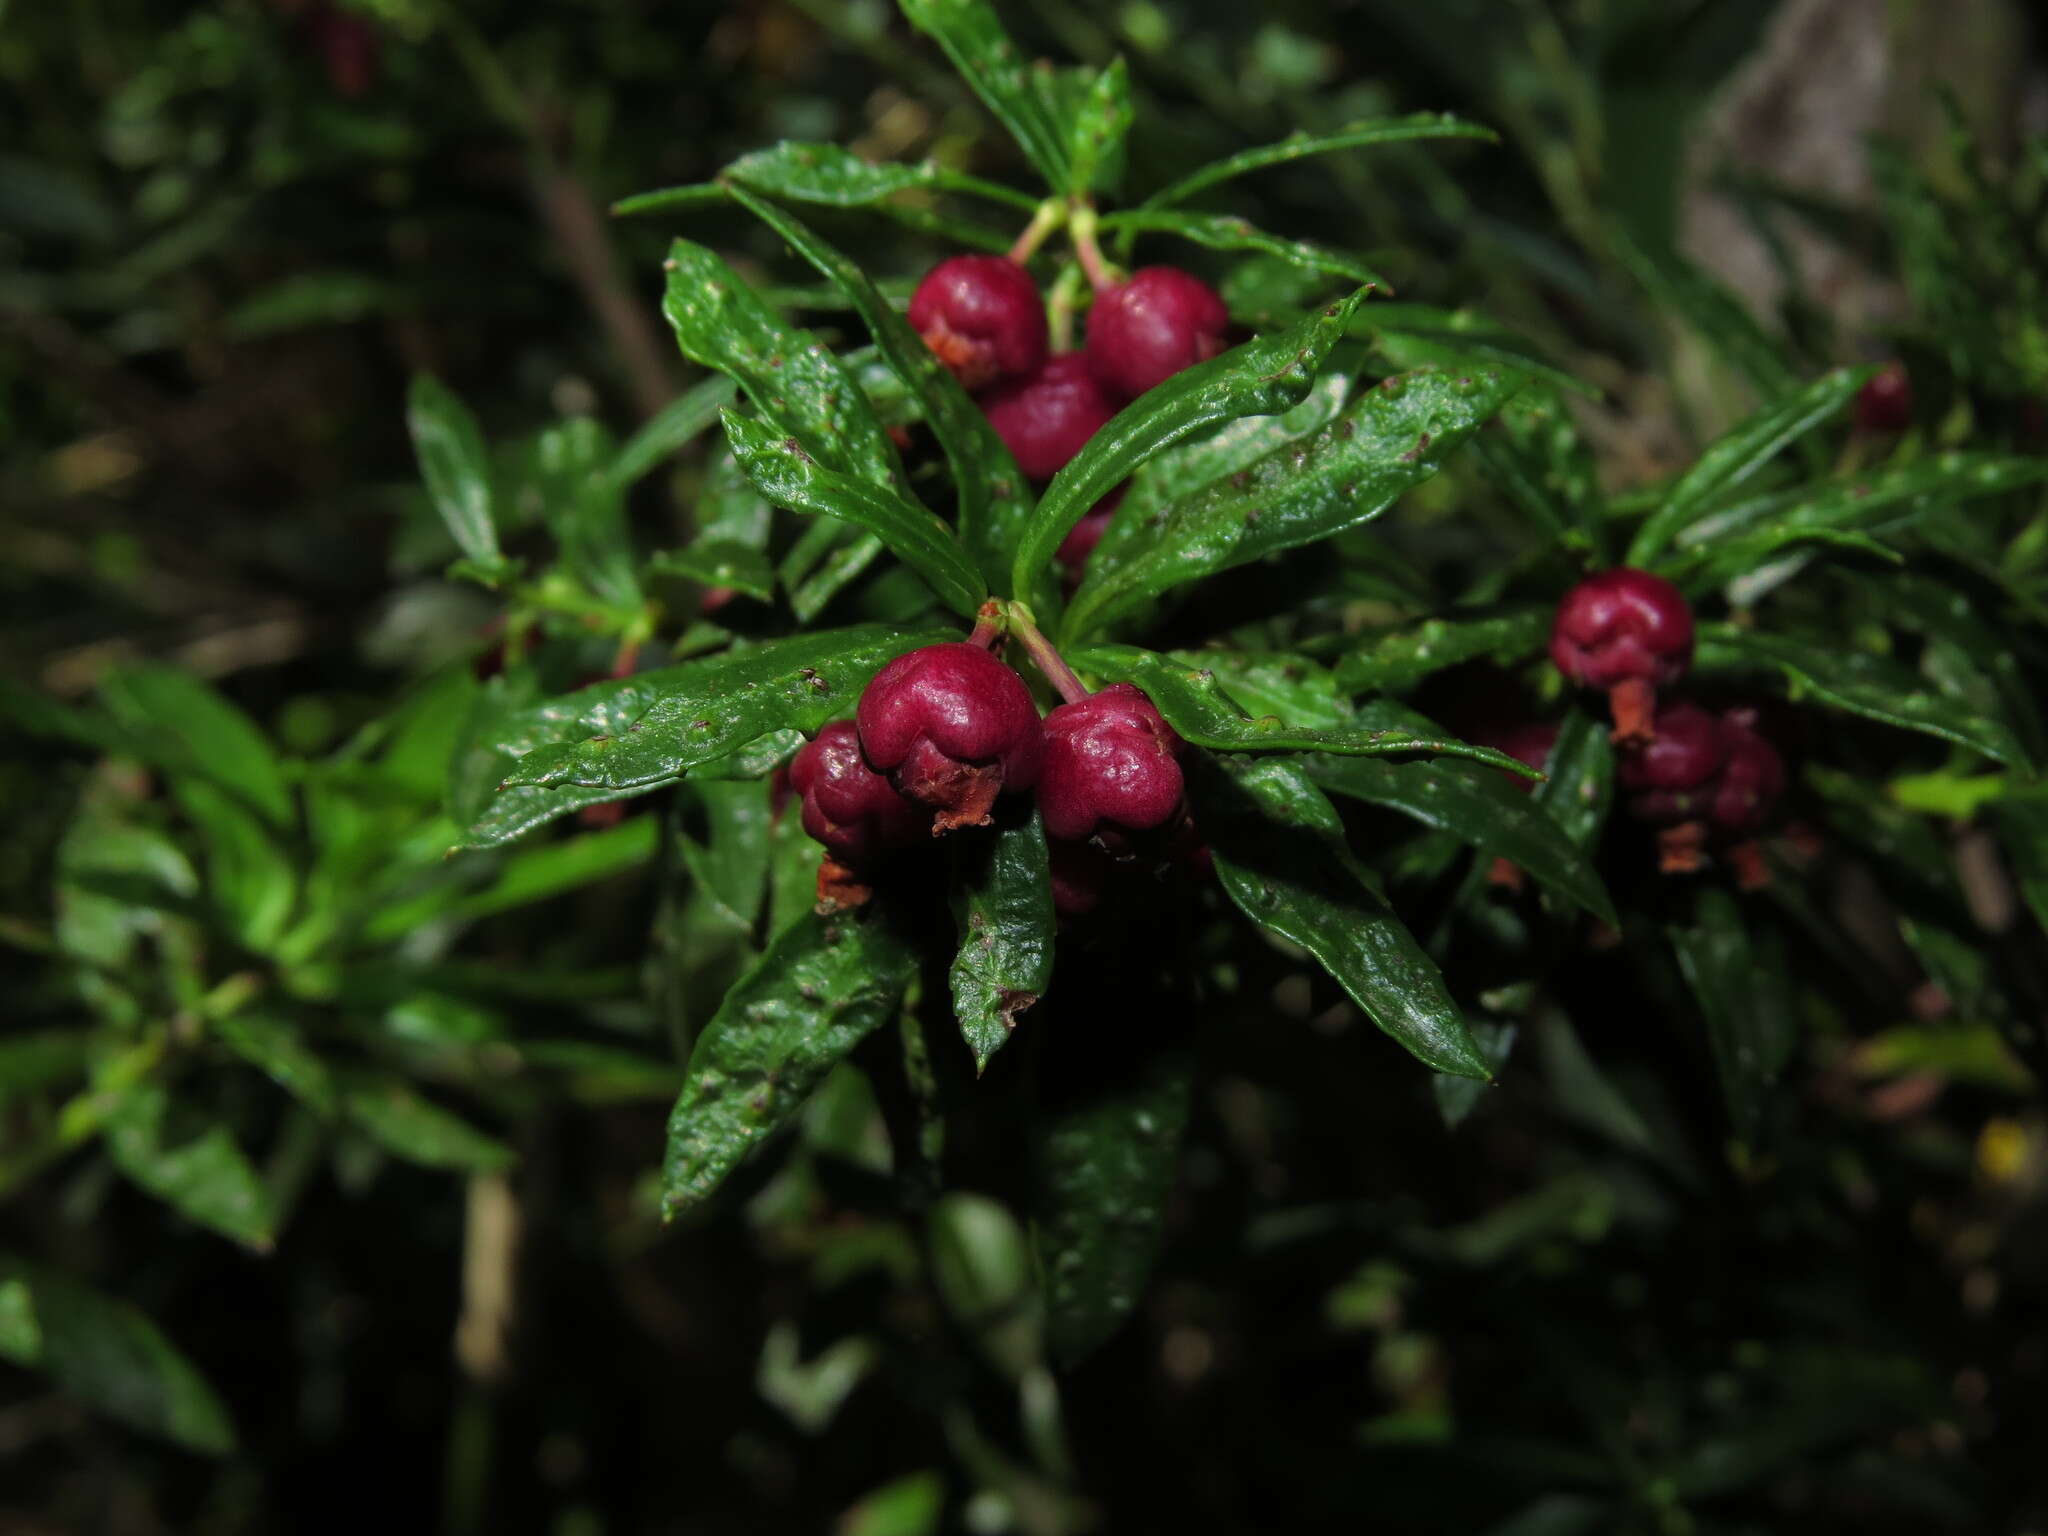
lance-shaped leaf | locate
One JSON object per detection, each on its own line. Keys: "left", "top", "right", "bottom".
{"left": 1063, "top": 364, "right": 1527, "bottom": 640}
{"left": 1305, "top": 756, "right": 1615, "bottom": 925}
{"left": 724, "top": 184, "right": 1035, "bottom": 587}
{"left": 1669, "top": 886, "right": 1799, "bottom": 1142}
{"left": 660, "top": 239, "right": 901, "bottom": 491}
{"left": 1693, "top": 624, "right": 2030, "bottom": 768}
{"left": 1333, "top": 609, "right": 1550, "bottom": 694}
{"left": 104, "top": 1083, "right": 276, "bottom": 1251}
{"left": 664, "top": 907, "right": 916, "bottom": 1215}
{"left": 1014, "top": 289, "right": 1371, "bottom": 616}
{"left": 457, "top": 625, "right": 951, "bottom": 847}
{"left": 899, "top": 0, "right": 1071, "bottom": 189}
{"left": 1142, "top": 112, "right": 1498, "bottom": 209}
{"left": 647, "top": 539, "right": 776, "bottom": 602}
{"left": 950, "top": 808, "right": 1055, "bottom": 1072}
{"left": 339, "top": 1075, "right": 512, "bottom": 1172}
{"left": 406, "top": 373, "right": 507, "bottom": 578}
{"left": 722, "top": 409, "right": 985, "bottom": 617}
{"left": 1190, "top": 754, "right": 1492, "bottom": 1078}
{"left": 1628, "top": 366, "right": 1873, "bottom": 565}
{"left": 1119, "top": 372, "right": 1352, "bottom": 523}
{"left": 532, "top": 417, "right": 641, "bottom": 609}
{"left": 721, "top": 140, "right": 1036, "bottom": 210}
{"left": 1532, "top": 708, "right": 1615, "bottom": 849}
{"left": 1611, "top": 228, "right": 1798, "bottom": 399}
{"left": 1365, "top": 306, "right": 1593, "bottom": 401}
{"left": 1064, "top": 57, "right": 1133, "bottom": 197}
{"left": 1100, "top": 210, "right": 1384, "bottom": 289}
{"left": 1072, "top": 644, "right": 1538, "bottom": 776}
{"left": 610, "top": 375, "right": 738, "bottom": 489}
{"left": 214, "top": 1011, "right": 335, "bottom": 1113}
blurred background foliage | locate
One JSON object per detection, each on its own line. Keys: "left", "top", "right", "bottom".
{"left": 3, "top": 1, "right": 2047, "bottom": 1532}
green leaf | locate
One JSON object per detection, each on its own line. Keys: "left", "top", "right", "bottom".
{"left": 659, "top": 239, "right": 901, "bottom": 492}
{"left": 104, "top": 1082, "right": 275, "bottom": 1250}
{"left": 1668, "top": 886, "right": 1798, "bottom": 1142}
{"left": 899, "top": 0, "right": 1071, "bottom": 189}
{"left": 1190, "top": 754, "right": 1492, "bottom": 1078}
{"left": 532, "top": 418, "right": 641, "bottom": 608}
{"left": 98, "top": 666, "right": 292, "bottom": 826}
{"left": 340, "top": 1076, "right": 512, "bottom": 1172}
{"left": 950, "top": 809, "right": 1055, "bottom": 1072}
{"left": 1064, "top": 57, "right": 1133, "bottom": 197}
{"left": 1531, "top": 708, "right": 1615, "bottom": 849}
{"left": 1100, "top": 209, "right": 1383, "bottom": 289}
{"left": 1627, "top": 366, "right": 1872, "bottom": 566}
{"left": 1305, "top": 756, "right": 1615, "bottom": 925}
{"left": 663, "top": 907, "right": 916, "bottom": 1216}
{"left": 1365, "top": 307, "right": 1594, "bottom": 401}
{"left": 1118, "top": 371, "right": 1351, "bottom": 524}
{"left": 1333, "top": 609, "right": 1549, "bottom": 694}
{"left": 406, "top": 374, "right": 506, "bottom": 576}
{"left": 1033, "top": 1042, "right": 1192, "bottom": 1365}
{"left": 457, "top": 625, "right": 949, "bottom": 847}
{"left": 226, "top": 269, "right": 390, "bottom": 338}
{"left": 722, "top": 185, "right": 1035, "bottom": 587}
{"left": 1073, "top": 645, "right": 1536, "bottom": 775}
{"left": 838, "top": 1471, "right": 947, "bottom": 1536}
{"left": 1167, "top": 647, "right": 1353, "bottom": 727}
{"left": 1063, "top": 364, "right": 1528, "bottom": 640}
{"left": 0, "top": 1258, "right": 235, "bottom": 1454}
{"left": 1435, "top": 1019, "right": 1515, "bottom": 1129}
{"left": 609, "top": 375, "right": 739, "bottom": 489}
{"left": 214, "top": 1011, "right": 335, "bottom": 1113}
{"left": 647, "top": 538, "right": 776, "bottom": 602}
{"left": 1693, "top": 624, "right": 2029, "bottom": 767}
{"left": 0, "top": 1031, "right": 88, "bottom": 1111}
{"left": 173, "top": 779, "right": 298, "bottom": 953}
{"left": 1612, "top": 229, "right": 1798, "bottom": 399}
{"left": 1016, "top": 289, "right": 1372, "bottom": 617}
{"left": 1142, "top": 112, "right": 1498, "bottom": 209}
{"left": 928, "top": 1192, "right": 1043, "bottom": 1379}
{"left": 721, "top": 409, "right": 986, "bottom": 617}
{"left": 722, "top": 140, "right": 972, "bottom": 205}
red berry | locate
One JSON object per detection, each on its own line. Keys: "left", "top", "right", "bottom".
{"left": 1618, "top": 702, "right": 1726, "bottom": 824}
{"left": 1037, "top": 684, "right": 1186, "bottom": 846}
{"left": 1855, "top": 362, "right": 1912, "bottom": 434}
{"left": 1706, "top": 710, "right": 1785, "bottom": 835}
{"left": 907, "top": 256, "right": 1046, "bottom": 391}
{"left": 1550, "top": 568, "right": 1695, "bottom": 745}
{"left": 788, "top": 720, "right": 923, "bottom": 862}
{"left": 1085, "top": 266, "right": 1230, "bottom": 400}
{"left": 856, "top": 644, "right": 1042, "bottom": 833}
{"left": 979, "top": 352, "right": 1118, "bottom": 480}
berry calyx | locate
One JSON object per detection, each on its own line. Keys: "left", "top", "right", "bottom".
{"left": 1855, "top": 362, "right": 1912, "bottom": 434}
{"left": 1085, "top": 266, "right": 1230, "bottom": 401}
{"left": 979, "top": 352, "right": 1118, "bottom": 480}
{"left": 788, "top": 720, "right": 923, "bottom": 863}
{"left": 1037, "top": 684, "right": 1186, "bottom": 846}
{"left": 1550, "top": 568, "right": 1695, "bottom": 746}
{"left": 907, "top": 255, "right": 1047, "bottom": 391}
{"left": 856, "top": 643, "right": 1043, "bottom": 833}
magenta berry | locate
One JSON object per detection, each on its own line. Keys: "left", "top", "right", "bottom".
{"left": 979, "top": 352, "right": 1118, "bottom": 480}
{"left": 1707, "top": 711, "right": 1785, "bottom": 835}
{"left": 1855, "top": 362, "right": 1912, "bottom": 434}
{"left": 1085, "top": 266, "right": 1230, "bottom": 401}
{"left": 907, "top": 255, "right": 1046, "bottom": 391}
{"left": 1037, "top": 684, "right": 1186, "bottom": 846}
{"left": 788, "top": 720, "right": 923, "bottom": 863}
{"left": 856, "top": 643, "right": 1042, "bottom": 833}
{"left": 1550, "top": 568, "right": 1695, "bottom": 745}
{"left": 1617, "top": 701, "right": 1726, "bottom": 821}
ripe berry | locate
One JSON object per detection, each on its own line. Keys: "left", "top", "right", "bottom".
{"left": 1550, "top": 568, "right": 1695, "bottom": 745}
{"left": 1086, "top": 266, "right": 1230, "bottom": 400}
{"left": 1618, "top": 701, "right": 1726, "bottom": 819}
{"left": 857, "top": 643, "right": 1042, "bottom": 833}
{"left": 1855, "top": 362, "right": 1912, "bottom": 434}
{"left": 1706, "top": 710, "right": 1785, "bottom": 836}
{"left": 788, "top": 720, "right": 923, "bottom": 862}
{"left": 907, "top": 255, "right": 1046, "bottom": 391}
{"left": 979, "top": 352, "right": 1119, "bottom": 480}
{"left": 1037, "top": 684, "right": 1186, "bottom": 846}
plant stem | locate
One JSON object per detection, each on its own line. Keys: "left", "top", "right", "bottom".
{"left": 1005, "top": 602, "right": 1091, "bottom": 704}
{"left": 1008, "top": 199, "right": 1066, "bottom": 265}
{"left": 1067, "top": 202, "right": 1119, "bottom": 294}
{"left": 1046, "top": 263, "right": 1086, "bottom": 352}
{"left": 967, "top": 598, "right": 1006, "bottom": 649}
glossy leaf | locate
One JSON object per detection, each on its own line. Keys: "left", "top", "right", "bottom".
{"left": 1333, "top": 609, "right": 1549, "bottom": 694}
{"left": 1101, "top": 209, "right": 1383, "bottom": 289}
{"left": 660, "top": 239, "right": 900, "bottom": 491}
{"left": 0, "top": 1259, "right": 235, "bottom": 1454}
{"left": 1064, "top": 57, "right": 1133, "bottom": 197}
{"left": 1669, "top": 885, "right": 1798, "bottom": 1141}
{"left": 1306, "top": 756, "right": 1615, "bottom": 925}
{"left": 1015, "top": 288, "right": 1371, "bottom": 616}
{"left": 663, "top": 908, "right": 916, "bottom": 1216}
{"left": 1117, "top": 372, "right": 1351, "bottom": 526}
{"left": 1471, "top": 387, "right": 1604, "bottom": 556}
{"left": 899, "top": 0, "right": 1071, "bottom": 189}
{"left": 406, "top": 373, "right": 505, "bottom": 576}
{"left": 647, "top": 539, "right": 776, "bottom": 602}
{"left": 722, "top": 409, "right": 985, "bottom": 617}
{"left": 457, "top": 625, "right": 949, "bottom": 848}
{"left": 950, "top": 808, "right": 1055, "bottom": 1072}
{"left": 1366, "top": 306, "right": 1593, "bottom": 401}
{"left": 1190, "top": 754, "right": 1492, "bottom": 1078}
{"left": 1169, "top": 647, "right": 1352, "bottom": 727}
{"left": 1142, "top": 112, "right": 1497, "bottom": 209}
{"left": 1694, "top": 624, "right": 2029, "bottom": 767}
{"left": 1435, "top": 1019, "right": 1515, "bottom": 1130}
{"left": 720, "top": 185, "right": 1034, "bottom": 586}
{"left": 341, "top": 1076, "right": 512, "bottom": 1172}
{"left": 104, "top": 1082, "right": 275, "bottom": 1250}
{"left": 1531, "top": 708, "right": 1615, "bottom": 849}
{"left": 725, "top": 140, "right": 967, "bottom": 205}
{"left": 1073, "top": 645, "right": 1537, "bottom": 776}
{"left": 1063, "top": 364, "right": 1527, "bottom": 640}
{"left": 1628, "top": 366, "right": 1872, "bottom": 566}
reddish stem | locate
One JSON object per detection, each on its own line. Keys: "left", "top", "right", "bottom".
{"left": 1006, "top": 606, "right": 1091, "bottom": 705}
{"left": 967, "top": 599, "right": 1005, "bottom": 650}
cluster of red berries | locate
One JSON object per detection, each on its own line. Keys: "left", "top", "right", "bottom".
{"left": 907, "top": 254, "right": 1230, "bottom": 580}
{"left": 1540, "top": 567, "right": 1786, "bottom": 883}
{"left": 789, "top": 640, "right": 1193, "bottom": 917}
